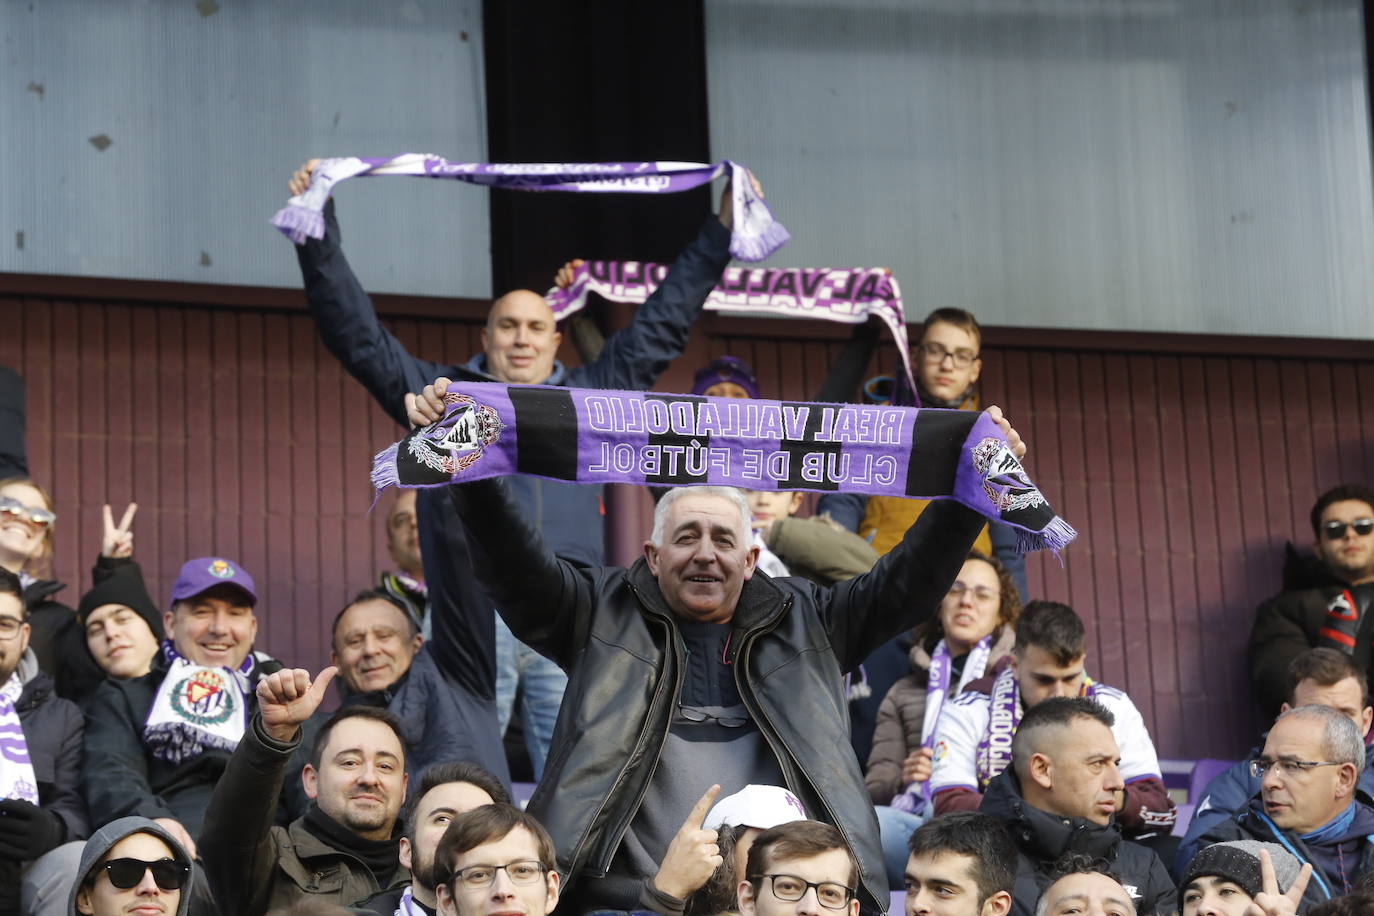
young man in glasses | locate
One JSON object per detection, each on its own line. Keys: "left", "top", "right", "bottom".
{"left": 1192, "top": 704, "right": 1374, "bottom": 911}
{"left": 433, "top": 804, "right": 560, "bottom": 916}
{"left": 736, "top": 821, "right": 860, "bottom": 916}
{"left": 69, "top": 816, "right": 192, "bottom": 916}
{"left": 1251, "top": 483, "right": 1374, "bottom": 717}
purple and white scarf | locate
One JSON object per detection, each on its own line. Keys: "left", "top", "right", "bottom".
{"left": 272, "top": 155, "right": 787, "bottom": 263}
{"left": 372, "top": 382, "right": 1077, "bottom": 553}
{"left": 891, "top": 635, "right": 993, "bottom": 814}
{"left": 0, "top": 672, "right": 37, "bottom": 804}
{"left": 393, "top": 886, "right": 425, "bottom": 916}
{"left": 143, "top": 643, "right": 253, "bottom": 765}
{"left": 974, "top": 666, "right": 1099, "bottom": 789}
{"left": 548, "top": 262, "right": 914, "bottom": 391}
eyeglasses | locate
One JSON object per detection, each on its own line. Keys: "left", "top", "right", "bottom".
{"left": 1248, "top": 758, "right": 1345, "bottom": 779}
{"left": 677, "top": 703, "right": 749, "bottom": 728}
{"left": 451, "top": 860, "right": 547, "bottom": 890}
{"left": 918, "top": 342, "right": 979, "bottom": 369}
{"left": 0, "top": 496, "right": 55, "bottom": 529}
{"left": 948, "top": 581, "right": 998, "bottom": 603}
{"left": 97, "top": 857, "right": 190, "bottom": 891}
{"left": 1322, "top": 519, "right": 1374, "bottom": 540}
{"left": 755, "top": 874, "right": 855, "bottom": 910}
{"left": 0, "top": 616, "right": 25, "bottom": 640}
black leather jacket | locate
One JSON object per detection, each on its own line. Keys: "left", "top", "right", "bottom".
{"left": 451, "top": 478, "right": 983, "bottom": 914}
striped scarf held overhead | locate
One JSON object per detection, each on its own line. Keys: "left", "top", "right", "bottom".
{"left": 372, "top": 382, "right": 1077, "bottom": 554}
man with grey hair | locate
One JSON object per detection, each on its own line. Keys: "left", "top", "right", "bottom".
{"left": 976, "top": 697, "right": 1174, "bottom": 915}
{"left": 1195, "top": 704, "right": 1374, "bottom": 909}
{"left": 410, "top": 376, "right": 1028, "bottom": 916}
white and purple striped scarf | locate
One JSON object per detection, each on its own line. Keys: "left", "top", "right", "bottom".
{"left": 0, "top": 672, "right": 37, "bottom": 803}
{"left": 272, "top": 155, "right": 788, "bottom": 263}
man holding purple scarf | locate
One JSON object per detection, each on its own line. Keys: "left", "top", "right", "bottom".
{"left": 287, "top": 159, "right": 751, "bottom": 780}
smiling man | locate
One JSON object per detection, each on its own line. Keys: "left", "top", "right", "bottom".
{"left": 1193, "top": 705, "right": 1374, "bottom": 910}
{"left": 200, "top": 665, "right": 416, "bottom": 915}
{"left": 82, "top": 556, "right": 274, "bottom": 859}
{"left": 1251, "top": 484, "right": 1374, "bottom": 716}
{"left": 419, "top": 381, "right": 1029, "bottom": 916}
{"left": 976, "top": 698, "right": 1175, "bottom": 916}
{"left": 68, "top": 817, "right": 192, "bottom": 916}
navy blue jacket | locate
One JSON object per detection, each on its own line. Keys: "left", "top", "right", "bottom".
{"left": 295, "top": 200, "right": 732, "bottom": 762}
{"left": 1177, "top": 743, "right": 1374, "bottom": 875}
{"left": 1193, "top": 791, "right": 1374, "bottom": 909}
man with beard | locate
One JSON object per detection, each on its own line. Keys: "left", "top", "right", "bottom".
{"left": 199, "top": 666, "right": 411, "bottom": 915}
{"left": 357, "top": 761, "right": 509, "bottom": 916}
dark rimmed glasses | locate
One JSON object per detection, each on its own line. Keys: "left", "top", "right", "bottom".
{"left": 1322, "top": 519, "right": 1374, "bottom": 540}
{"left": 754, "top": 874, "right": 855, "bottom": 909}
{"left": 917, "top": 341, "right": 979, "bottom": 369}
{"left": 97, "top": 857, "right": 190, "bottom": 891}
{"left": 451, "top": 860, "right": 547, "bottom": 890}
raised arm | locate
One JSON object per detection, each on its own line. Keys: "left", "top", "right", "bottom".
{"left": 415, "top": 487, "right": 496, "bottom": 697}
{"left": 289, "top": 160, "right": 450, "bottom": 426}
{"left": 408, "top": 379, "right": 596, "bottom": 666}
{"left": 201, "top": 666, "right": 336, "bottom": 916}
{"left": 572, "top": 180, "right": 744, "bottom": 391}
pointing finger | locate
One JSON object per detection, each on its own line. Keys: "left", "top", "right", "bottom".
{"left": 103, "top": 504, "right": 114, "bottom": 532}
{"left": 119, "top": 502, "right": 138, "bottom": 532}
{"left": 685, "top": 784, "right": 722, "bottom": 830}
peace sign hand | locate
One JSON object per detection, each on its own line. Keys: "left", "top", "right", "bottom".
{"left": 1245, "top": 849, "right": 1311, "bottom": 916}
{"left": 101, "top": 503, "right": 138, "bottom": 558}
{"left": 652, "top": 785, "right": 724, "bottom": 901}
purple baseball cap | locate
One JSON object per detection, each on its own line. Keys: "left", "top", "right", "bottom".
{"left": 169, "top": 557, "right": 258, "bottom": 607}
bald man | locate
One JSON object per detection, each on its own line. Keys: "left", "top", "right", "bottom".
{"left": 288, "top": 159, "right": 744, "bottom": 778}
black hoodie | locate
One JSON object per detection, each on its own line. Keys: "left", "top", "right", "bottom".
{"left": 978, "top": 768, "right": 1177, "bottom": 916}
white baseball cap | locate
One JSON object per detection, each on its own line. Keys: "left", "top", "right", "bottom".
{"left": 703, "top": 785, "right": 808, "bottom": 830}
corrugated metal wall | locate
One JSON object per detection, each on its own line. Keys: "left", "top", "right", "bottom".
{"left": 704, "top": 0, "right": 1374, "bottom": 340}
{"left": 7, "top": 285, "right": 1371, "bottom": 758}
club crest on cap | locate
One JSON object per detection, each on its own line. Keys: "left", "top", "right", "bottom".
{"left": 207, "top": 559, "right": 235, "bottom": 579}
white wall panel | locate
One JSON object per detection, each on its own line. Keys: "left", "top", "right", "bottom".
{"left": 705, "top": 0, "right": 1374, "bottom": 339}
{"left": 1, "top": 0, "right": 490, "bottom": 297}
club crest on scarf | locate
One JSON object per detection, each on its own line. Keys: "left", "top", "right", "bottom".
{"left": 972, "top": 437, "right": 1047, "bottom": 515}
{"left": 403, "top": 392, "right": 504, "bottom": 485}
{"left": 171, "top": 668, "right": 236, "bottom": 727}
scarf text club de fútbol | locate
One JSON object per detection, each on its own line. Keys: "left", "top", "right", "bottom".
{"left": 372, "top": 383, "right": 1077, "bottom": 554}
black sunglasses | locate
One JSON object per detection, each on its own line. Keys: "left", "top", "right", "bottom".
{"left": 99, "top": 857, "right": 190, "bottom": 891}
{"left": 1323, "top": 519, "right": 1374, "bottom": 540}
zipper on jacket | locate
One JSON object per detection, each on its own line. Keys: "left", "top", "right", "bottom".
{"left": 571, "top": 580, "right": 681, "bottom": 878}
{"left": 730, "top": 600, "right": 880, "bottom": 908}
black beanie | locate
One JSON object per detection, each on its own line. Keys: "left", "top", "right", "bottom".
{"left": 77, "top": 571, "right": 164, "bottom": 642}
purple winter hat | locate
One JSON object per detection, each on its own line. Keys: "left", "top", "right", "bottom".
{"left": 691, "top": 355, "right": 761, "bottom": 398}
{"left": 169, "top": 557, "right": 258, "bottom": 607}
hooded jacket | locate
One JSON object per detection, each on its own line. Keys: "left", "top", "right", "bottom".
{"left": 450, "top": 475, "right": 985, "bottom": 916}
{"left": 978, "top": 768, "right": 1177, "bottom": 916}
{"left": 864, "top": 626, "right": 1016, "bottom": 804}
{"left": 1193, "top": 790, "right": 1374, "bottom": 909}
{"left": 68, "top": 816, "right": 193, "bottom": 916}
{"left": 12, "top": 647, "right": 87, "bottom": 844}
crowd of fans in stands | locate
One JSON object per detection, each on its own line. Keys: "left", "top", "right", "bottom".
{"left": 1, "top": 160, "right": 1372, "bottom": 916}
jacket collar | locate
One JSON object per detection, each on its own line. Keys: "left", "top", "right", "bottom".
{"left": 625, "top": 558, "right": 790, "bottom": 633}
{"left": 981, "top": 768, "right": 1122, "bottom": 863}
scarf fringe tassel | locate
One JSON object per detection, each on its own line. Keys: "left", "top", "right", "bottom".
{"left": 371, "top": 442, "right": 401, "bottom": 491}
{"left": 271, "top": 204, "right": 325, "bottom": 245}
{"left": 1017, "top": 515, "right": 1078, "bottom": 557}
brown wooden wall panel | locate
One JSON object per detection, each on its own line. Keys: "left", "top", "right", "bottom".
{"left": 7, "top": 281, "right": 1374, "bottom": 760}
